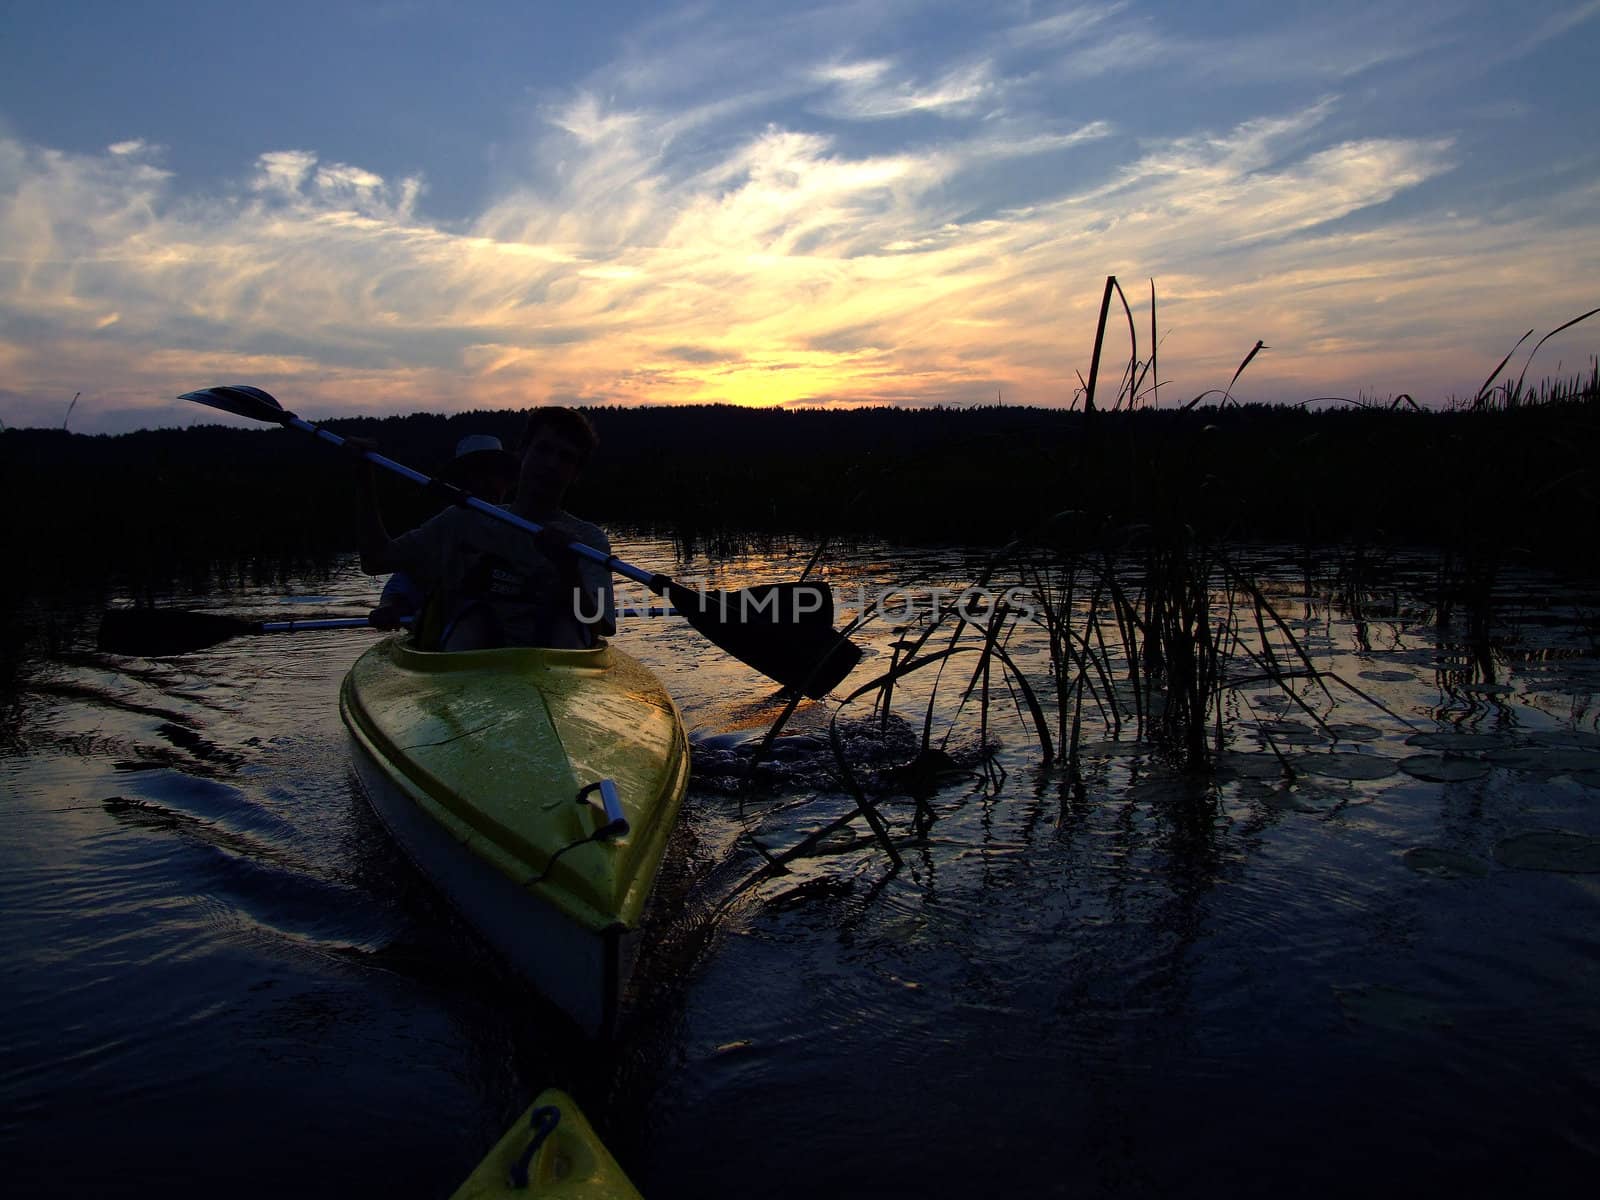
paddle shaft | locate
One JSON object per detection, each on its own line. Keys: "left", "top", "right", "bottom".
{"left": 263, "top": 616, "right": 392, "bottom": 633}
{"left": 293, "top": 417, "right": 661, "bottom": 589}
{"left": 246, "top": 611, "right": 677, "bottom": 628}
{"left": 259, "top": 611, "right": 674, "bottom": 628}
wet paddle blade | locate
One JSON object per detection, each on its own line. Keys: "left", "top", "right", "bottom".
{"left": 98, "top": 609, "right": 259, "bottom": 656}
{"left": 177, "top": 385, "right": 289, "bottom": 424}
{"left": 665, "top": 582, "right": 862, "bottom": 698}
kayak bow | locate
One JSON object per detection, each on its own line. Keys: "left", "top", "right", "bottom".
{"left": 450, "top": 1088, "right": 642, "bottom": 1200}
{"left": 340, "top": 637, "right": 690, "bottom": 1035}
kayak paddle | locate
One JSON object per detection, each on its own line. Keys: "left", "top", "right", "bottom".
{"left": 97, "top": 606, "right": 679, "bottom": 657}
{"left": 176, "top": 385, "right": 862, "bottom": 696}
{"left": 97, "top": 610, "right": 397, "bottom": 656}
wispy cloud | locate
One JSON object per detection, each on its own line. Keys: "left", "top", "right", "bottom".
{"left": 810, "top": 56, "right": 999, "bottom": 119}
{"left": 1002, "top": 1, "right": 1127, "bottom": 50}
{"left": 1513, "top": 0, "right": 1600, "bottom": 54}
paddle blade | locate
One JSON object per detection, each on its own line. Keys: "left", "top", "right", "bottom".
{"left": 665, "top": 582, "right": 862, "bottom": 698}
{"left": 98, "top": 609, "right": 257, "bottom": 656}
{"left": 177, "top": 385, "right": 288, "bottom": 424}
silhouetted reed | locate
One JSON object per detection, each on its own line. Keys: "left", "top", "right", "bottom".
{"left": 751, "top": 276, "right": 1531, "bottom": 872}
{"left": 1469, "top": 308, "right": 1599, "bottom": 411}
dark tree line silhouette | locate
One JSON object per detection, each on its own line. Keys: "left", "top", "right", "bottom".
{"left": 4, "top": 391, "right": 1598, "bottom": 593}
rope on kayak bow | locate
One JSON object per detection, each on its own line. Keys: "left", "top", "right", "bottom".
{"left": 522, "top": 781, "right": 628, "bottom": 887}
{"left": 507, "top": 1104, "right": 563, "bottom": 1189}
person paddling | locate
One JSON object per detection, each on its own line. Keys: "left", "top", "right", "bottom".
{"left": 368, "top": 433, "right": 519, "bottom": 630}
{"left": 357, "top": 408, "right": 615, "bottom": 651}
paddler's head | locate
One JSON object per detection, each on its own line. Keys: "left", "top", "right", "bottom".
{"left": 439, "top": 433, "right": 519, "bottom": 503}
{"left": 515, "top": 406, "right": 598, "bottom": 513}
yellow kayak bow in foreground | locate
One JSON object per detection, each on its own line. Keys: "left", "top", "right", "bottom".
{"left": 450, "top": 1089, "right": 642, "bottom": 1200}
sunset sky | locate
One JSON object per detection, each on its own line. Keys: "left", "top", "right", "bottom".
{"left": 2, "top": 0, "right": 1598, "bottom": 432}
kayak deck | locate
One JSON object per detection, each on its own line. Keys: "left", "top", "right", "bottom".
{"left": 339, "top": 638, "right": 690, "bottom": 1029}
{"left": 450, "top": 1088, "right": 643, "bottom": 1200}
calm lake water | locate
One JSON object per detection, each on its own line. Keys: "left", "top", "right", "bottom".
{"left": 3, "top": 539, "right": 1598, "bottom": 1197}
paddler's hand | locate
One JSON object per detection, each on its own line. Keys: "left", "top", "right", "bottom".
{"left": 342, "top": 434, "right": 380, "bottom": 466}
{"left": 369, "top": 603, "right": 407, "bottom": 630}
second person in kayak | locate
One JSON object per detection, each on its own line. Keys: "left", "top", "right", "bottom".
{"left": 357, "top": 407, "right": 616, "bottom": 651}
{"left": 367, "top": 431, "right": 520, "bottom": 631}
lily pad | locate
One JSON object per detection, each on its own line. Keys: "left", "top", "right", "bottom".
{"left": 1402, "top": 846, "right": 1491, "bottom": 879}
{"left": 1359, "top": 669, "right": 1417, "bottom": 683}
{"left": 1291, "top": 752, "right": 1397, "bottom": 781}
{"left": 1257, "top": 720, "right": 1314, "bottom": 735}
{"left": 1486, "top": 747, "right": 1600, "bottom": 772}
{"left": 1398, "top": 754, "right": 1492, "bottom": 783}
{"left": 1250, "top": 694, "right": 1296, "bottom": 711}
{"left": 1335, "top": 984, "right": 1454, "bottom": 1032}
{"left": 1327, "top": 723, "right": 1383, "bottom": 742}
{"left": 1405, "top": 732, "right": 1507, "bottom": 752}
{"left": 1526, "top": 729, "right": 1600, "bottom": 751}
{"left": 1493, "top": 831, "right": 1600, "bottom": 873}
{"left": 1214, "top": 751, "right": 1286, "bottom": 780}
{"left": 1254, "top": 721, "right": 1328, "bottom": 746}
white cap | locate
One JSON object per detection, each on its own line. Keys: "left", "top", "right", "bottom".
{"left": 454, "top": 434, "right": 506, "bottom": 459}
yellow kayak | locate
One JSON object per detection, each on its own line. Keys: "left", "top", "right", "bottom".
{"left": 340, "top": 638, "right": 690, "bottom": 1034}
{"left": 450, "top": 1089, "right": 643, "bottom": 1200}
